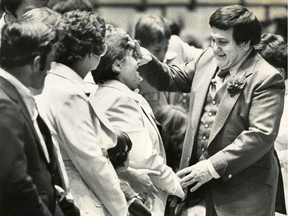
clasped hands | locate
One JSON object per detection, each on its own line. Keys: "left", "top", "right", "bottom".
{"left": 118, "top": 167, "right": 160, "bottom": 201}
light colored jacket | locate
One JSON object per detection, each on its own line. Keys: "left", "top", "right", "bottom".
{"left": 90, "top": 80, "right": 184, "bottom": 215}
{"left": 37, "top": 63, "right": 128, "bottom": 216}
{"left": 90, "top": 80, "right": 184, "bottom": 197}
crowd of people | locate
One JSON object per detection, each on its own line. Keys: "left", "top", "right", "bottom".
{"left": 0, "top": 0, "right": 287, "bottom": 216}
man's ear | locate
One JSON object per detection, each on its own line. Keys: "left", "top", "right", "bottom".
{"left": 32, "top": 56, "right": 41, "bottom": 73}
{"left": 243, "top": 40, "right": 251, "bottom": 51}
{"left": 112, "top": 59, "right": 122, "bottom": 74}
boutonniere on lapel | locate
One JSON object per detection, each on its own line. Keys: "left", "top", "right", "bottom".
{"left": 227, "top": 74, "right": 247, "bottom": 96}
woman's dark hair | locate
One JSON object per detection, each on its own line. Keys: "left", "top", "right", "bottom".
{"left": 107, "top": 129, "right": 132, "bottom": 169}
{"left": 91, "top": 27, "right": 134, "bottom": 84}
{"left": 209, "top": 5, "right": 262, "bottom": 46}
{"left": 255, "top": 33, "right": 287, "bottom": 72}
{"left": 54, "top": 10, "right": 106, "bottom": 67}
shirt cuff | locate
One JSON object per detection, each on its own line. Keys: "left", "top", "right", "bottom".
{"left": 207, "top": 159, "right": 220, "bottom": 179}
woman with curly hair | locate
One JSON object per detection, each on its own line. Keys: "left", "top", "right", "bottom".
{"left": 37, "top": 10, "right": 128, "bottom": 216}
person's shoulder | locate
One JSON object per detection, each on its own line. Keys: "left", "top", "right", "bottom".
{"left": 0, "top": 94, "right": 24, "bottom": 128}
{"left": 193, "top": 48, "right": 214, "bottom": 69}
{"left": 254, "top": 52, "right": 283, "bottom": 77}
{"left": 95, "top": 83, "right": 135, "bottom": 107}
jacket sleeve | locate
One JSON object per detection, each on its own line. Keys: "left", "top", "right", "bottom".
{"left": 0, "top": 101, "right": 53, "bottom": 216}
{"left": 55, "top": 94, "right": 128, "bottom": 216}
{"left": 139, "top": 54, "right": 195, "bottom": 93}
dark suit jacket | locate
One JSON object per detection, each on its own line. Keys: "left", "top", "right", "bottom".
{"left": 139, "top": 48, "right": 286, "bottom": 215}
{"left": 0, "top": 76, "right": 64, "bottom": 216}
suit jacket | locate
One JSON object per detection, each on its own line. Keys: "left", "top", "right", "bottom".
{"left": 139, "top": 48, "right": 286, "bottom": 215}
{"left": 0, "top": 76, "right": 63, "bottom": 216}
{"left": 37, "top": 63, "right": 128, "bottom": 216}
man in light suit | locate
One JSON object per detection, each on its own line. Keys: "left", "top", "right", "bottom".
{"left": 138, "top": 5, "right": 286, "bottom": 216}
{"left": 0, "top": 21, "right": 64, "bottom": 216}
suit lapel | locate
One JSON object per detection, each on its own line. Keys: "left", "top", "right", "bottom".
{"left": 180, "top": 61, "right": 218, "bottom": 168}
{"left": 0, "top": 76, "right": 34, "bottom": 129}
{"left": 191, "top": 61, "right": 218, "bottom": 140}
{"left": 208, "top": 51, "right": 256, "bottom": 145}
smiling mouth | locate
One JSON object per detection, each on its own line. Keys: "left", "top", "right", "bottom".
{"left": 217, "top": 54, "right": 226, "bottom": 58}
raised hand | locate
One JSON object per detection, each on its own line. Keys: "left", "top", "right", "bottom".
{"left": 133, "top": 40, "right": 152, "bottom": 66}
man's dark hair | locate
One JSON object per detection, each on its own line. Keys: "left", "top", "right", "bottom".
{"left": 1, "top": 0, "right": 49, "bottom": 18}
{"left": 134, "top": 15, "right": 171, "bottom": 48}
{"left": 0, "top": 21, "right": 57, "bottom": 69}
{"left": 52, "top": 0, "right": 93, "bottom": 14}
{"left": 1, "top": 0, "right": 22, "bottom": 17}
{"left": 209, "top": 5, "right": 262, "bottom": 46}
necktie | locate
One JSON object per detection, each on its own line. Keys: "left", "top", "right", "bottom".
{"left": 217, "top": 69, "right": 230, "bottom": 81}
{"left": 210, "top": 68, "right": 230, "bottom": 97}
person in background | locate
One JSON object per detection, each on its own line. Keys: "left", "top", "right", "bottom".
{"left": 255, "top": 33, "right": 288, "bottom": 215}
{"left": 52, "top": 0, "right": 93, "bottom": 14}
{"left": 108, "top": 129, "right": 152, "bottom": 216}
{"left": 255, "top": 33, "right": 287, "bottom": 79}
{"left": 0, "top": 20, "right": 63, "bottom": 216}
{"left": 36, "top": 10, "right": 128, "bottom": 216}
{"left": 137, "top": 5, "right": 286, "bottom": 216}
{"left": 0, "top": 0, "right": 49, "bottom": 30}
{"left": 155, "top": 105, "right": 206, "bottom": 216}
{"left": 134, "top": 15, "right": 202, "bottom": 113}
{"left": 90, "top": 28, "right": 184, "bottom": 216}
{"left": 155, "top": 105, "right": 188, "bottom": 173}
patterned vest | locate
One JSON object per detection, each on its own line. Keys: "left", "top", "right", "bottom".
{"left": 191, "top": 78, "right": 227, "bottom": 164}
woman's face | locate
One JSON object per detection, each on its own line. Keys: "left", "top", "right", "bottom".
{"left": 117, "top": 50, "right": 142, "bottom": 90}
{"left": 145, "top": 38, "right": 169, "bottom": 62}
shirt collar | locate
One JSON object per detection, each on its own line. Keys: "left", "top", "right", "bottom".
{"left": 0, "top": 68, "right": 37, "bottom": 120}
{"left": 49, "top": 62, "right": 91, "bottom": 95}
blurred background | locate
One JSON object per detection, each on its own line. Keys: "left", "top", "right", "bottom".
{"left": 45, "top": 0, "right": 287, "bottom": 48}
